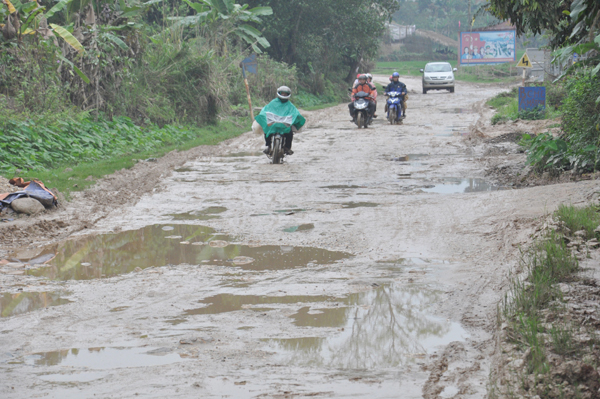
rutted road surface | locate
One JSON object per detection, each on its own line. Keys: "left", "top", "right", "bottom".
{"left": 1, "top": 76, "right": 599, "bottom": 398}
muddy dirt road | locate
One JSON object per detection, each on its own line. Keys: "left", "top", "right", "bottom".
{"left": 2, "top": 76, "right": 599, "bottom": 398}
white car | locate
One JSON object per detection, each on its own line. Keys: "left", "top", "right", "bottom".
{"left": 420, "top": 62, "right": 457, "bottom": 94}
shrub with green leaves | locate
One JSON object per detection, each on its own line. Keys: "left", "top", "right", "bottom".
{"left": 0, "top": 115, "right": 206, "bottom": 173}
{"left": 520, "top": 73, "right": 600, "bottom": 172}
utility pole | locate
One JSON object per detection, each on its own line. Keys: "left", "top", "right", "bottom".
{"left": 468, "top": 0, "right": 472, "bottom": 31}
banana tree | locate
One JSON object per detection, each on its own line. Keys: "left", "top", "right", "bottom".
{"left": 170, "top": 0, "right": 272, "bottom": 54}
{"left": 1, "top": 0, "right": 89, "bottom": 82}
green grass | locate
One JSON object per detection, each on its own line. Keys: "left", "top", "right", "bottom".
{"left": 374, "top": 50, "right": 526, "bottom": 84}
{"left": 500, "top": 204, "right": 599, "bottom": 380}
{"left": 488, "top": 87, "right": 562, "bottom": 125}
{"left": 18, "top": 119, "right": 250, "bottom": 198}
{"left": 554, "top": 204, "right": 600, "bottom": 240}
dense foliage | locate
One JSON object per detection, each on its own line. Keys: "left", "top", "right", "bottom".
{"left": 0, "top": 114, "right": 217, "bottom": 171}
{"left": 521, "top": 75, "right": 600, "bottom": 172}
{"left": 487, "top": 0, "right": 599, "bottom": 49}
{"left": 241, "top": 0, "right": 399, "bottom": 83}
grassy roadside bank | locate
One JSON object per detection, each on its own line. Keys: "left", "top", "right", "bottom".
{"left": 490, "top": 204, "right": 600, "bottom": 398}
{"left": 1, "top": 118, "right": 251, "bottom": 199}
{"left": 487, "top": 88, "right": 561, "bottom": 126}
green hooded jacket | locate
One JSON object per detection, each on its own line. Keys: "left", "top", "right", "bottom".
{"left": 255, "top": 98, "right": 306, "bottom": 138}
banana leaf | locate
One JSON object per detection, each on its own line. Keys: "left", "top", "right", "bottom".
{"left": 50, "top": 23, "right": 84, "bottom": 53}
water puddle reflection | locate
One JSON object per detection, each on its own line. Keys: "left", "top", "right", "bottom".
{"left": 220, "top": 151, "right": 263, "bottom": 158}
{"left": 1, "top": 292, "right": 72, "bottom": 318}
{"left": 25, "top": 225, "right": 351, "bottom": 280}
{"left": 283, "top": 224, "right": 314, "bottom": 233}
{"left": 24, "top": 347, "right": 183, "bottom": 369}
{"left": 391, "top": 154, "right": 430, "bottom": 162}
{"left": 440, "top": 108, "right": 475, "bottom": 114}
{"left": 341, "top": 202, "right": 379, "bottom": 209}
{"left": 422, "top": 178, "right": 506, "bottom": 194}
{"left": 266, "top": 285, "right": 467, "bottom": 368}
{"left": 169, "top": 206, "right": 227, "bottom": 221}
{"left": 184, "top": 293, "right": 337, "bottom": 316}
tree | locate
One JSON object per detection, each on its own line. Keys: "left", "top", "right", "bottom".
{"left": 241, "top": 0, "right": 399, "bottom": 83}
{"left": 171, "top": 0, "right": 272, "bottom": 54}
{"left": 486, "top": 0, "right": 599, "bottom": 49}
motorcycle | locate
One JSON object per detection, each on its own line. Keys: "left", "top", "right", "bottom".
{"left": 386, "top": 91, "right": 404, "bottom": 125}
{"left": 352, "top": 91, "right": 373, "bottom": 129}
{"left": 264, "top": 112, "right": 294, "bottom": 164}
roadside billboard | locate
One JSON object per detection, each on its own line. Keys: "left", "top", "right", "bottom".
{"left": 459, "top": 30, "right": 516, "bottom": 65}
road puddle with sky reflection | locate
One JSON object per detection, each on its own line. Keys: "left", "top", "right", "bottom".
{"left": 263, "top": 284, "right": 467, "bottom": 369}
{"left": 23, "top": 224, "right": 351, "bottom": 281}
{"left": 1, "top": 291, "right": 72, "bottom": 318}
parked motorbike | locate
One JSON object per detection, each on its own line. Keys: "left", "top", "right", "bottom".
{"left": 353, "top": 91, "right": 373, "bottom": 129}
{"left": 386, "top": 91, "right": 404, "bottom": 125}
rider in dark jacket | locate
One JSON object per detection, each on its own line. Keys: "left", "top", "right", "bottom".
{"left": 385, "top": 72, "right": 407, "bottom": 95}
{"left": 384, "top": 72, "right": 407, "bottom": 117}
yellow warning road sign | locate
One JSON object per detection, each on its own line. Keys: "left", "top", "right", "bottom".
{"left": 516, "top": 53, "right": 533, "bottom": 68}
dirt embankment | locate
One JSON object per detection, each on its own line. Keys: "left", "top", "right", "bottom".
{"left": 415, "top": 29, "right": 459, "bottom": 48}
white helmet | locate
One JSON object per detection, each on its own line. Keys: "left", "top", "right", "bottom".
{"left": 366, "top": 73, "right": 373, "bottom": 80}
{"left": 277, "top": 86, "right": 292, "bottom": 100}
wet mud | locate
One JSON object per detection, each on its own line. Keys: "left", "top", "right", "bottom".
{"left": 2, "top": 75, "right": 599, "bottom": 399}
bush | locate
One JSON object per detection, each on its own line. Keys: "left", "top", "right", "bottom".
{"left": 521, "top": 73, "right": 600, "bottom": 172}
{"left": 0, "top": 114, "right": 207, "bottom": 172}
{"left": 560, "top": 73, "right": 600, "bottom": 170}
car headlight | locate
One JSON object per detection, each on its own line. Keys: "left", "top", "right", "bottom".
{"left": 447, "top": 76, "right": 454, "bottom": 80}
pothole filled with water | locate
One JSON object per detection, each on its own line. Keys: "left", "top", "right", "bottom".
{"left": 439, "top": 108, "right": 475, "bottom": 114}
{"left": 341, "top": 202, "right": 379, "bottom": 209}
{"left": 220, "top": 151, "right": 263, "bottom": 158}
{"left": 22, "top": 347, "right": 184, "bottom": 369}
{"left": 1, "top": 292, "right": 72, "bottom": 318}
{"left": 283, "top": 224, "right": 314, "bottom": 233}
{"left": 264, "top": 284, "right": 468, "bottom": 368}
{"left": 184, "top": 293, "right": 339, "bottom": 316}
{"left": 421, "top": 178, "right": 506, "bottom": 194}
{"left": 25, "top": 225, "right": 351, "bottom": 280}
{"left": 169, "top": 206, "right": 227, "bottom": 221}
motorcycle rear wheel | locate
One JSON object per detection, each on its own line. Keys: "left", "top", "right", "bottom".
{"left": 272, "top": 136, "right": 283, "bottom": 164}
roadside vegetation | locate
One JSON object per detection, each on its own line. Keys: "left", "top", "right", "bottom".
{"left": 0, "top": 0, "right": 399, "bottom": 197}
{"left": 487, "top": 84, "right": 562, "bottom": 126}
{"left": 491, "top": 204, "right": 600, "bottom": 398}
{"left": 376, "top": 35, "right": 525, "bottom": 84}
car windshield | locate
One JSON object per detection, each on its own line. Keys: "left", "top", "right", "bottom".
{"left": 425, "top": 64, "right": 452, "bottom": 73}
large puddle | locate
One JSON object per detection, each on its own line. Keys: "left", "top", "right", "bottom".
{"left": 1, "top": 292, "right": 72, "bottom": 318}
{"left": 264, "top": 284, "right": 467, "bottom": 369}
{"left": 422, "top": 178, "right": 506, "bottom": 194}
{"left": 22, "top": 347, "right": 183, "bottom": 369}
{"left": 24, "top": 225, "right": 351, "bottom": 280}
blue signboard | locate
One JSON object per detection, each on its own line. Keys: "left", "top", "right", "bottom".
{"left": 240, "top": 54, "right": 258, "bottom": 76}
{"left": 519, "top": 87, "right": 546, "bottom": 112}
